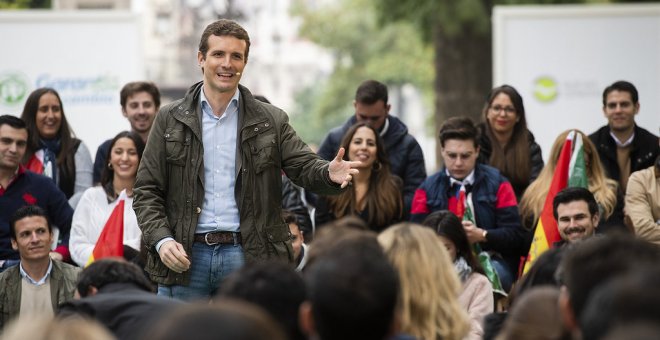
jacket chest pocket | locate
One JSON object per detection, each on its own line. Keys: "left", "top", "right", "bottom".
{"left": 249, "top": 133, "right": 277, "bottom": 174}
{"left": 164, "top": 128, "right": 190, "bottom": 166}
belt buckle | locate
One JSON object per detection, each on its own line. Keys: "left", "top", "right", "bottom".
{"left": 204, "top": 232, "right": 219, "bottom": 246}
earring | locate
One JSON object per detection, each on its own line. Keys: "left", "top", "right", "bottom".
{"left": 108, "top": 163, "right": 113, "bottom": 169}
{"left": 373, "top": 161, "right": 382, "bottom": 171}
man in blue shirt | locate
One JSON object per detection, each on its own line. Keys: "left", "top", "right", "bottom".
{"left": 134, "top": 19, "right": 360, "bottom": 301}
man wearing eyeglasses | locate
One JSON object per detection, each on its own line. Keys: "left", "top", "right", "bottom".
{"left": 589, "top": 80, "right": 659, "bottom": 194}
{"left": 411, "top": 117, "right": 526, "bottom": 292}
{"left": 317, "top": 80, "right": 426, "bottom": 216}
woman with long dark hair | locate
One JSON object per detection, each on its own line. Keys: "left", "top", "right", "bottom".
{"left": 423, "top": 210, "right": 494, "bottom": 340}
{"left": 478, "top": 85, "right": 544, "bottom": 199}
{"left": 21, "top": 88, "right": 93, "bottom": 207}
{"left": 69, "top": 131, "right": 145, "bottom": 267}
{"left": 315, "top": 122, "right": 403, "bottom": 232}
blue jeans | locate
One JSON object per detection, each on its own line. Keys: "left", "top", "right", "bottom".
{"left": 491, "top": 257, "right": 514, "bottom": 293}
{"left": 157, "top": 242, "right": 245, "bottom": 301}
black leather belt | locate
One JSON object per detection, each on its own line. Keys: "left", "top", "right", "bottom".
{"left": 194, "top": 231, "right": 241, "bottom": 245}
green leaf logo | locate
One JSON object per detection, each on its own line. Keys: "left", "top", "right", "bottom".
{"left": 0, "top": 73, "right": 30, "bottom": 107}
{"left": 533, "top": 76, "right": 558, "bottom": 103}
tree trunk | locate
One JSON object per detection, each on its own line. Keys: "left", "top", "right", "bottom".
{"left": 433, "top": 24, "right": 492, "bottom": 168}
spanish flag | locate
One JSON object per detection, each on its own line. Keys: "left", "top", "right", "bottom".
{"left": 85, "top": 190, "right": 126, "bottom": 266}
{"left": 523, "top": 131, "right": 586, "bottom": 273}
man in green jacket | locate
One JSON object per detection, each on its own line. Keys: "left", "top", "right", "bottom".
{"left": 133, "top": 19, "right": 360, "bottom": 301}
{"left": 0, "top": 206, "right": 79, "bottom": 329}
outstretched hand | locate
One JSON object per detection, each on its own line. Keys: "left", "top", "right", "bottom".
{"left": 328, "top": 147, "right": 361, "bottom": 188}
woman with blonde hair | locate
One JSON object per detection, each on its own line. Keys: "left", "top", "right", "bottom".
{"left": 378, "top": 223, "right": 470, "bottom": 340}
{"left": 519, "top": 129, "right": 623, "bottom": 232}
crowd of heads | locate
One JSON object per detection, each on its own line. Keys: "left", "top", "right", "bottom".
{"left": 1, "top": 17, "right": 659, "bottom": 340}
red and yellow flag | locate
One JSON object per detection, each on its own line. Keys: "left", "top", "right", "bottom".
{"left": 523, "top": 131, "right": 585, "bottom": 273}
{"left": 85, "top": 191, "right": 126, "bottom": 266}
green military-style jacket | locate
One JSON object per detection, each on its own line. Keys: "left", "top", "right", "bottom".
{"left": 0, "top": 260, "right": 80, "bottom": 329}
{"left": 134, "top": 82, "right": 341, "bottom": 285}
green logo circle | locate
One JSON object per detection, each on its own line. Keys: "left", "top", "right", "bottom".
{"left": 0, "top": 73, "right": 30, "bottom": 107}
{"left": 533, "top": 77, "right": 558, "bottom": 103}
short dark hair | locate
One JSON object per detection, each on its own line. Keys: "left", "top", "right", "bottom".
{"left": 438, "top": 116, "right": 478, "bottom": 148}
{"left": 10, "top": 205, "right": 51, "bottom": 240}
{"left": 510, "top": 247, "right": 565, "bottom": 307}
{"left": 218, "top": 262, "right": 306, "bottom": 340}
{"left": 552, "top": 187, "right": 599, "bottom": 220}
{"left": 355, "top": 80, "right": 388, "bottom": 105}
{"left": 199, "top": 19, "right": 251, "bottom": 63}
{"left": 581, "top": 267, "right": 660, "bottom": 340}
{"left": 602, "top": 80, "right": 638, "bottom": 105}
{"left": 77, "top": 259, "right": 154, "bottom": 297}
{"left": 422, "top": 210, "right": 484, "bottom": 275}
{"left": 0, "top": 115, "right": 26, "bottom": 130}
{"left": 120, "top": 81, "right": 161, "bottom": 110}
{"left": 560, "top": 235, "right": 660, "bottom": 321}
{"left": 281, "top": 209, "right": 297, "bottom": 225}
{"left": 101, "top": 131, "right": 146, "bottom": 198}
{"left": 304, "top": 235, "right": 399, "bottom": 340}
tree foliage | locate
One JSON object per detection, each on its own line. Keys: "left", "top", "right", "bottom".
{"left": 289, "top": 0, "right": 433, "bottom": 145}
{"left": 0, "top": 0, "right": 50, "bottom": 9}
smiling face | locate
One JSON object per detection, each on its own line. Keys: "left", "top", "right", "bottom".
{"left": 487, "top": 92, "right": 518, "bottom": 137}
{"left": 11, "top": 215, "right": 53, "bottom": 263}
{"left": 348, "top": 126, "right": 378, "bottom": 169}
{"left": 122, "top": 91, "right": 157, "bottom": 136}
{"left": 441, "top": 139, "right": 479, "bottom": 180}
{"left": 198, "top": 35, "right": 247, "bottom": 96}
{"left": 110, "top": 137, "right": 140, "bottom": 181}
{"left": 35, "top": 92, "right": 62, "bottom": 139}
{"left": 556, "top": 200, "right": 599, "bottom": 243}
{"left": 603, "top": 90, "right": 639, "bottom": 133}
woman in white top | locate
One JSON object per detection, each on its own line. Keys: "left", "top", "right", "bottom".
{"left": 70, "top": 131, "right": 145, "bottom": 267}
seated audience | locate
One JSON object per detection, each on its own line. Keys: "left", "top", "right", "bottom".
{"left": 496, "top": 287, "right": 570, "bottom": 340}
{"left": 589, "top": 80, "right": 659, "bottom": 194}
{"left": 317, "top": 79, "right": 426, "bottom": 214}
{"left": 553, "top": 187, "right": 601, "bottom": 245}
{"left": 1, "top": 115, "right": 73, "bottom": 269}
{"left": 93, "top": 81, "right": 160, "bottom": 184}
{"left": 315, "top": 122, "right": 403, "bottom": 232}
{"left": 21, "top": 88, "right": 92, "bottom": 207}
{"left": 282, "top": 210, "right": 308, "bottom": 270}
{"left": 300, "top": 228, "right": 399, "bottom": 340}
{"left": 0, "top": 206, "right": 79, "bottom": 329}
{"left": 483, "top": 246, "right": 566, "bottom": 340}
{"left": 411, "top": 117, "right": 526, "bottom": 292}
{"left": 2, "top": 315, "right": 116, "bottom": 340}
{"left": 69, "top": 131, "right": 145, "bottom": 267}
{"left": 477, "top": 85, "right": 544, "bottom": 199}
{"left": 520, "top": 129, "right": 623, "bottom": 235}
{"left": 559, "top": 235, "right": 660, "bottom": 339}
{"left": 581, "top": 267, "right": 660, "bottom": 340}
{"left": 58, "top": 259, "right": 180, "bottom": 340}
{"left": 146, "top": 300, "right": 287, "bottom": 340}
{"left": 625, "top": 155, "right": 660, "bottom": 244}
{"left": 379, "top": 222, "right": 469, "bottom": 340}
{"left": 217, "top": 261, "right": 306, "bottom": 340}
{"left": 423, "top": 210, "right": 493, "bottom": 340}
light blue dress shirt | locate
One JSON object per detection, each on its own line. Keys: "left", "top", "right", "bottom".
{"left": 19, "top": 259, "right": 53, "bottom": 286}
{"left": 196, "top": 88, "right": 241, "bottom": 233}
